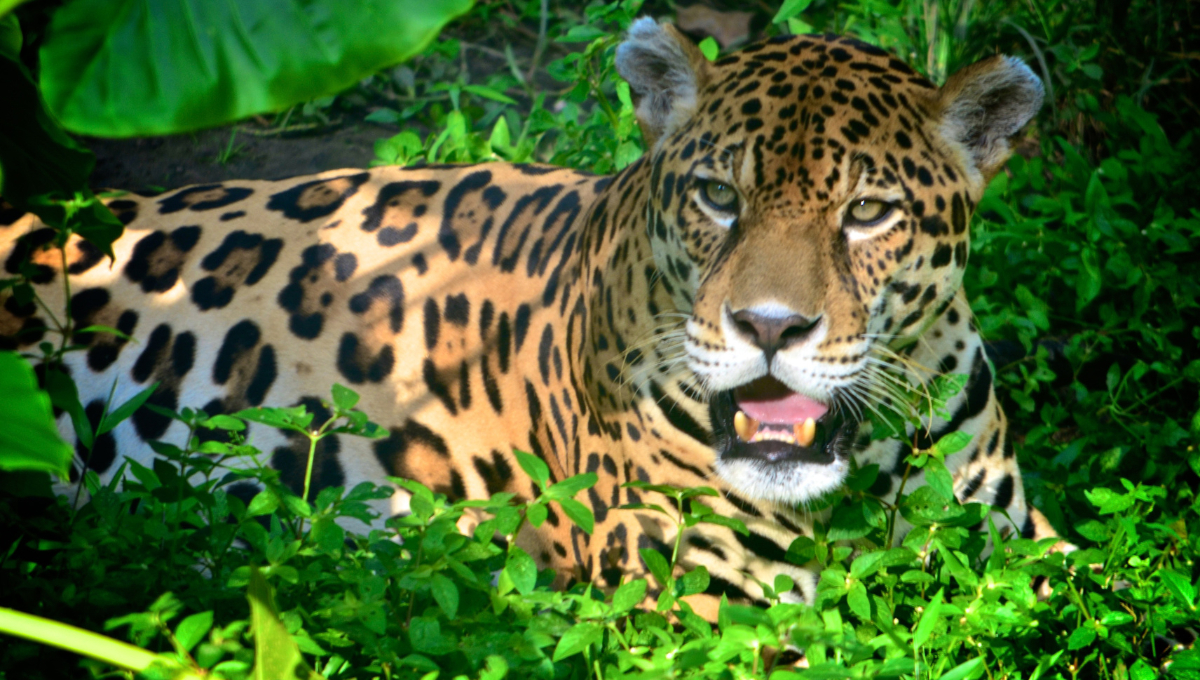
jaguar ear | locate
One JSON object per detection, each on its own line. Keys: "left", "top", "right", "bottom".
{"left": 615, "top": 17, "right": 711, "bottom": 149}
{"left": 937, "top": 55, "right": 1044, "bottom": 181}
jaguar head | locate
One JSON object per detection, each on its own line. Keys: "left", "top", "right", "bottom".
{"left": 616, "top": 18, "right": 1042, "bottom": 503}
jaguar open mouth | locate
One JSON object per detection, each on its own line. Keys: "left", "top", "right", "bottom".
{"left": 709, "top": 376, "right": 856, "bottom": 468}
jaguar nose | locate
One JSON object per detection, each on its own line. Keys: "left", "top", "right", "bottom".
{"left": 731, "top": 307, "right": 822, "bottom": 359}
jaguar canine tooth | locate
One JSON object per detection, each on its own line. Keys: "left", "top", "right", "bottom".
{"left": 733, "top": 411, "right": 759, "bottom": 442}
{"left": 794, "top": 418, "right": 817, "bottom": 447}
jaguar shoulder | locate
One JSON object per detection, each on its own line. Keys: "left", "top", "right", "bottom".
{"left": 0, "top": 18, "right": 1056, "bottom": 618}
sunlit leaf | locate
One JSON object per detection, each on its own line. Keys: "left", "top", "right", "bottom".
{"left": 248, "top": 568, "right": 323, "bottom": 680}
{"left": 40, "top": 0, "right": 474, "bottom": 137}
{"left": 0, "top": 353, "right": 73, "bottom": 479}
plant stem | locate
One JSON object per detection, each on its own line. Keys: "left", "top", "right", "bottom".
{"left": 58, "top": 243, "right": 74, "bottom": 355}
{"left": 526, "top": 0, "right": 549, "bottom": 84}
{"left": 0, "top": 607, "right": 198, "bottom": 679}
{"left": 405, "top": 538, "right": 425, "bottom": 628}
{"left": 302, "top": 434, "right": 318, "bottom": 504}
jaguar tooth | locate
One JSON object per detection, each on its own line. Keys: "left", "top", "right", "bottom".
{"left": 733, "top": 411, "right": 760, "bottom": 442}
{"left": 794, "top": 418, "right": 817, "bottom": 447}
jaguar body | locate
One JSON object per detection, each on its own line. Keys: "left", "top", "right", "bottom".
{"left": 0, "top": 19, "right": 1052, "bottom": 617}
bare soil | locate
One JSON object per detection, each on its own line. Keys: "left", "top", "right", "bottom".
{"left": 86, "top": 122, "right": 389, "bottom": 193}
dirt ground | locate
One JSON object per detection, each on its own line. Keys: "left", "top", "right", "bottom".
{"left": 86, "top": 122, "right": 389, "bottom": 193}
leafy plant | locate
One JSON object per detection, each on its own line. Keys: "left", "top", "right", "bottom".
{"left": 32, "top": 0, "right": 474, "bottom": 137}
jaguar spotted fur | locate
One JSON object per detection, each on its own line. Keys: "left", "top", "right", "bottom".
{"left": 0, "top": 18, "right": 1054, "bottom": 618}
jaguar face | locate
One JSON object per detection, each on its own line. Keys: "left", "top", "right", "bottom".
{"left": 616, "top": 19, "right": 1043, "bottom": 503}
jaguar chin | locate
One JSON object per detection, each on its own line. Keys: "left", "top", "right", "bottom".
{"left": 709, "top": 376, "right": 859, "bottom": 505}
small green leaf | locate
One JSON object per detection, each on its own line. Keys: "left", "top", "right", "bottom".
{"left": 677, "top": 566, "right": 709, "bottom": 597}
{"left": 901, "top": 486, "right": 967, "bottom": 527}
{"left": 513, "top": 450, "right": 550, "bottom": 487}
{"left": 552, "top": 621, "right": 602, "bottom": 661}
{"left": 828, "top": 500, "right": 873, "bottom": 540}
{"left": 310, "top": 516, "right": 344, "bottom": 554}
{"left": 773, "top": 0, "right": 815, "bottom": 23}
{"left": 408, "top": 617, "right": 457, "bottom": 656}
{"left": 697, "top": 513, "right": 749, "bottom": 536}
{"left": 281, "top": 493, "right": 312, "bottom": 518}
{"left": 557, "top": 497, "right": 595, "bottom": 534}
{"left": 1077, "top": 247, "right": 1102, "bottom": 308}
{"left": 1106, "top": 363, "right": 1122, "bottom": 393}
{"left": 1161, "top": 570, "right": 1197, "bottom": 608}
{"left": 173, "top": 611, "right": 213, "bottom": 654}
{"left": 847, "top": 580, "right": 871, "bottom": 622}
{"left": 505, "top": 547, "right": 537, "bottom": 595}
{"left": 126, "top": 459, "right": 161, "bottom": 491}
{"left": 698, "top": 36, "right": 719, "bottom": 61}
{"left": 544, "top": 472, "right": 597, "bottom": 499}
{"left": 1067, "top": 626, "right": 1097, "bottom": 650}
{"left": 845, "top": 463, "right": 880, "bottom": 492}
{"left": 655, "top": 589, "right": 676, "bottom": 612}
{"left": 913, "top": 588, "right": 944, "bottom": 649}
{"left": 247, "top": 490, "right": 279, "bottom": 517}
{"left": 555, "top": 25, "right": 606, "bottom": 43}
{"left": 932, "top": 431, "right": 972, "bottom": 457}
{"left": 429, "top": 573, "right": 459, "bottom": 619}
{"left": 615, "top": 141, "right": 643, "bottom": 171}
{"left": 786, "top": 536, "right": 817, "bottom": 565}
{"left": 479, "top": 655, "right": 508, "bottom": 680}
{"left": 236, "top": 406, "right": 313, "bottom": 431}
{"left": 612, "top": 578, "right": 647, "bottom": 614}
{"left": 1075, "top": 519, "right": 1113, "bottom": 542}
{"left": 488, "top": 116, "right": 511, "bottom": 151}
{"left": 330, "top": 384, "right": 359, "bottom": 411}
{"left": 1100, "top": 611, "right": 1135, "bottom": 626}
{"left": 364, "top": 107, "right": 400, "bottom": 124}
{"left": 462, "top": 83, "right": 516, "bottom": 105}
{"left": 938, "top": 657, "right": 984, "bottom": 680}
{"left": 924, "top": 457, "right": 956, "bottom": 502}
{"left": 203, "top": 414, "right": 246, "bottom": 431}
{"left": 850, "top": 551, "right": 886, "bottom": 580}
{"left": 639, "top": 548, "right": 672, "bottom": 587}
{"left": 1130, "top": 659, "right": 1156, "bottom": 680}
{"left": 1084, "top": 486, "right": 1135, "bottom": 515}
{"left": 98, "top": 382, "right": 159, "bottom": 435}
{"left": 526, "top": 501, "right": 548, "bottom": 528}
{"left": 44, "top": 366, "right": 92, "bottom": 451}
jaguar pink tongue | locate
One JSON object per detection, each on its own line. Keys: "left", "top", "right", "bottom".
{"left": 734, "top": 379, "right": 828, "bottom": 424}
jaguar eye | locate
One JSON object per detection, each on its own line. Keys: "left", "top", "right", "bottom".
{"left": 847, "top": 199, "right": 891, "bottom": 224}
{"left": 700, "top": 180, "right": 739, "bottom": 212}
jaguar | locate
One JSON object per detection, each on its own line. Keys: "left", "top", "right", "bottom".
{"left": 1, "top": 18, "right": 1054, "bottom": 618}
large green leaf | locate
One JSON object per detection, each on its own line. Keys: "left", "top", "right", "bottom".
{"left": 248, "top": 568, "right": 323, "bottom": 680}
{"left": 40, "top": 0, "right": 475, "bottom": 137}
{"left": 0, "top": 352, "right": 73, "bottom": 480}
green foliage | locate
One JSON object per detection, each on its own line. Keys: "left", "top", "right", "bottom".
{"left": 4, "top": 382, "right": 1196, "bottom": 678}
{"left": 370, "top": 0, "right": 645, "bottom": 174}
{"left": 0, "top": 352, "right": 71, "bottom": 479}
